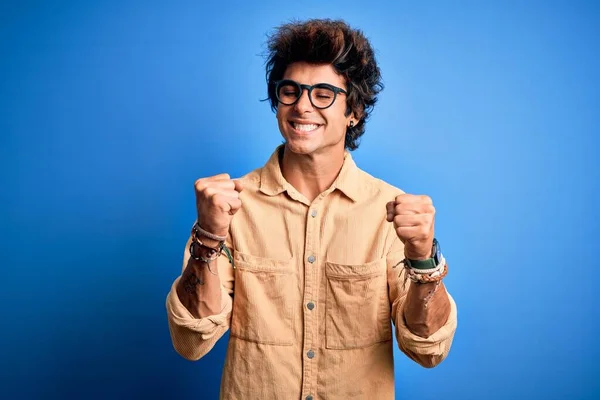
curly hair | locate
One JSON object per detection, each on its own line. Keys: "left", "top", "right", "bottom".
{"left": 265, "top": 19, "right": 383, "bottom": 151}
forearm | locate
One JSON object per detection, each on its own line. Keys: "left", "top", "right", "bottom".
{"left": 403, "top": 280, "right": 451, "bottom": 338}
{"left": 176, "top": 238, "right": 224, "bottom": 318}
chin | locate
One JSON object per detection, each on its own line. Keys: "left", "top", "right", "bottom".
{"left": 284, "top": 140, "right": 318, "bottom": 155}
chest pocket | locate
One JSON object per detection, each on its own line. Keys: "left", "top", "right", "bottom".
{"left": 230, "top": 251, "right": 297, "bottom": 346}
{"left": 325, "top": 258, "right": 392, "bottom": 349}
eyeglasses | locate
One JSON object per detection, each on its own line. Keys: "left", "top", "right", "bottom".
{"left": 273, "top": 79, "right": 348, "bottom": 109}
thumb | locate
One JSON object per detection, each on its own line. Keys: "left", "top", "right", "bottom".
{"left": 385, "top": 201, "right": 395, "bottom": 222}
{"left": 233, "top": 179, "right": 244, "bottom": 193}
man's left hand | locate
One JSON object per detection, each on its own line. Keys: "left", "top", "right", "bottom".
{"left": 386, "top": 194, "right": 435, "bottom": 260}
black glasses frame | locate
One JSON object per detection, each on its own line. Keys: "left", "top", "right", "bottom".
{"left": 273, "top": 79, "right": 348, "bottom": 110}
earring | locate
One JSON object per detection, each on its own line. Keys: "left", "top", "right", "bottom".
{"left": 349, "top": 121, "right": 354, "bottom": 128}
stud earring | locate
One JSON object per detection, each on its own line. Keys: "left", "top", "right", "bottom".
{"left": 349, "top": 121, "right": 355, "bottom": 128}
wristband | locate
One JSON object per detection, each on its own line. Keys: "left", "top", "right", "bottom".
{"left": 193, "top": 223, "right": 227, "bottom": 242}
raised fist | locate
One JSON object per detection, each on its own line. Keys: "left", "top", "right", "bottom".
{"left": 386, "top": 194, "right": 435, "bottom": 260}
{"left": 194, "top": 173, "right": 243, "bottom": 238}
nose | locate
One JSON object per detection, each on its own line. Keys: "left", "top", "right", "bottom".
{"left": 293, "top": 89, "right": 314, "bottom": 113}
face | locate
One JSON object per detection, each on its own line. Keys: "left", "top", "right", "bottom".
{"left": 276, "top": 62, "right": 355, "bottom": 157}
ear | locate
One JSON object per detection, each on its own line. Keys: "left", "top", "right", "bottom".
{"left": 347, "top": 112, "right": 361, "bottom": 127}
{"left": 346, "top": 106, "right": 364, "bottom": 124}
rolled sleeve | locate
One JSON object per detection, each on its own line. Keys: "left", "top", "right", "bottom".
{"left": 165, "top": 231, "right": 235, "bottom": 361}
{"left": 387, "top": 235, "right": 458, "bottom": 368}
{"left": 166, "top": 278, "right": 232, "bottom": 361}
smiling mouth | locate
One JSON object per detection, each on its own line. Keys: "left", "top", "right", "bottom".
{"left": 289, "top": 121, "right": 322, "bottom": 133}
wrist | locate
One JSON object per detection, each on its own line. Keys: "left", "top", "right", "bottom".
{"left": 404, "top": 251, "right": 431, "bottom": 261}
{"left": 404, "top": 238, "right": 442, "bottom": 270}
{"left": 190, "top": 242, "right": 217, "bottom": 258}
{"left": 198, "top": 237, "right": 223, "bottom": 249}
{"left": 191, "top": 223, "right": 227, "bottom": 250}
{"left": 404, "top": 241, "right": 434, "bottom": 261}
{"left": 195, "top": 221, "right": 228, "bottom": 240}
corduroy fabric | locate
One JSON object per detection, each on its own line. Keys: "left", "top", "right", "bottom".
{"left": 166, "top": 145, "right": 458, "bottom": 399}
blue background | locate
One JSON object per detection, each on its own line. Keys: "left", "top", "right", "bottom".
{"left": 1, "top": 1, "right": 598, "bottom": 399}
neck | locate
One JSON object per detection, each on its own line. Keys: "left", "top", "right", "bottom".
{"left": 280, "top": 145, "right": 346, "bottom": 203}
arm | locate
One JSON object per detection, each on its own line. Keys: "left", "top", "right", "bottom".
{"left": 166, "top": 174, "right": 242, "bottom": 360}
{"left": 166, "top": 234, "right": 235, "bottom": 361}
{"left": 404, "top": 271, "right": 452, "bottom": 337}
{"left": 176, "top": 235, "right": 230, "bottom": 319}
{"left": 387, "top": 236, "right": 458, "bottom": 368}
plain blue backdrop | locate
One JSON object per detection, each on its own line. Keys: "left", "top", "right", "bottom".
{"left": 1, "top": 1, "right": 599, "bottom": 399}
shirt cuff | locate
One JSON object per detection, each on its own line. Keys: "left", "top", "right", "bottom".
{"left": 396, "top": 292, "right": 458, "bottom": 357}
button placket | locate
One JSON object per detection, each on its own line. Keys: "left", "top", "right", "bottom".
{"left": 302, "top": 199, "right": 321, "bottom": 397}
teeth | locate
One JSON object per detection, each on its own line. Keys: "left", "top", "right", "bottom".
{"left": 293, "top": 123, "right": 319, "bottom": 132}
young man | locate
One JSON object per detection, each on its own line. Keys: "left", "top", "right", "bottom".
{"left": 166, "top": 19, "right": 457, "bottom": 399}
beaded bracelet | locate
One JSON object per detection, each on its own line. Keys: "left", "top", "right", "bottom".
{"left": 188, "top": 241, "right": 219, "bottom": 275}
{"left": 190, "top": 223, "right": 235, "bottom": 269}
{"left": 192, "top": 227, "right": 225, "bottom": 252}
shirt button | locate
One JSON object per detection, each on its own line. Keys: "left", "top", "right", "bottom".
{"left": 307, "top": 350, "right": 315, "bottom": 359}
{"left": 306, "top": 396, "right": 313, "bottom": 400}
{"left": 310, "top": 209, "right": 317, "bottom": 218}
{"left": 307, "top": 255, "right": 315, "bottom": 263}
{"left": 307, "top": 302, "right": 315, "bottom": 310}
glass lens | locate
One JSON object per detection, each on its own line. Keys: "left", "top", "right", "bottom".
{"left": 277, "top": 82, "right": 300, "bottom": 105}
{"left": 311, "top": 86, "right": 335, "bottom": 108}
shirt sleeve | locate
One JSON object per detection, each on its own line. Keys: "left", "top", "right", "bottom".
{"left": 165, "top": 231, "right": 235, "bottom": 361}
{"left": 386, "top": 235, "right": 458, "bottom": 368}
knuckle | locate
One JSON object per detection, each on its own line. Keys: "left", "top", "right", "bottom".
{"left": 194, "top": 180, "right": 206, "bottom": 191}
{"left": 204, "top": 187, "right": 216, "bottom": 197}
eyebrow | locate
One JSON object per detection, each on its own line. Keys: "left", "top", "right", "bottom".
{"left": 283, "top": 79, "right": 343, "bottom": 86}
{"left": 281, "top": 79, "right": 348, "bottom": 92}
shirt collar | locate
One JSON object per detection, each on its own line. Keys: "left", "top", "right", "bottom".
{"left": 259, "top": 145, "right": 362, "bottom": 203}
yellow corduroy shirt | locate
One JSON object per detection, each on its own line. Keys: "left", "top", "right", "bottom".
{"left": 166, "top": 145, "right": 458, "bottom": 400}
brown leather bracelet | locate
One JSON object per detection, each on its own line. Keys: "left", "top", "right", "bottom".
{"left": 189, "top": 240, "right": 221, "bottom": 261}
{"left": 191, "top": 226, "right": 225, "bottom": 252}
{"left": 405, "top": 263, "right": 448, "bottom": 284}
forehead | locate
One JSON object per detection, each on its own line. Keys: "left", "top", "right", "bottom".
{"left": 282, "top": 62, "right": 346, "bottom": 88}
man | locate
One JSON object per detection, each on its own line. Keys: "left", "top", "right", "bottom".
{"left": 166, "top": 18, "right": 457, "bottom": 399}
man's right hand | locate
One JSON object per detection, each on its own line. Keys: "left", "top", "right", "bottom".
{"left": 194, "top": 174, "right": 244, "bottom": 239}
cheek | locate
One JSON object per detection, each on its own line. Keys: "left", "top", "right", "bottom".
{"left": 324, "top": 112, "right": 348, "bottom": 133}
{"left": 328, "top": 105, "right": 349, "bottom": 128}
{"left": 275, "top": 109, "right": 285, "bottom": 125}
{"left": 276, "top": 109, "right": 292, "bottom": 134}
{"left": 277, "top": 106, "right": 291, "bottom": 119}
